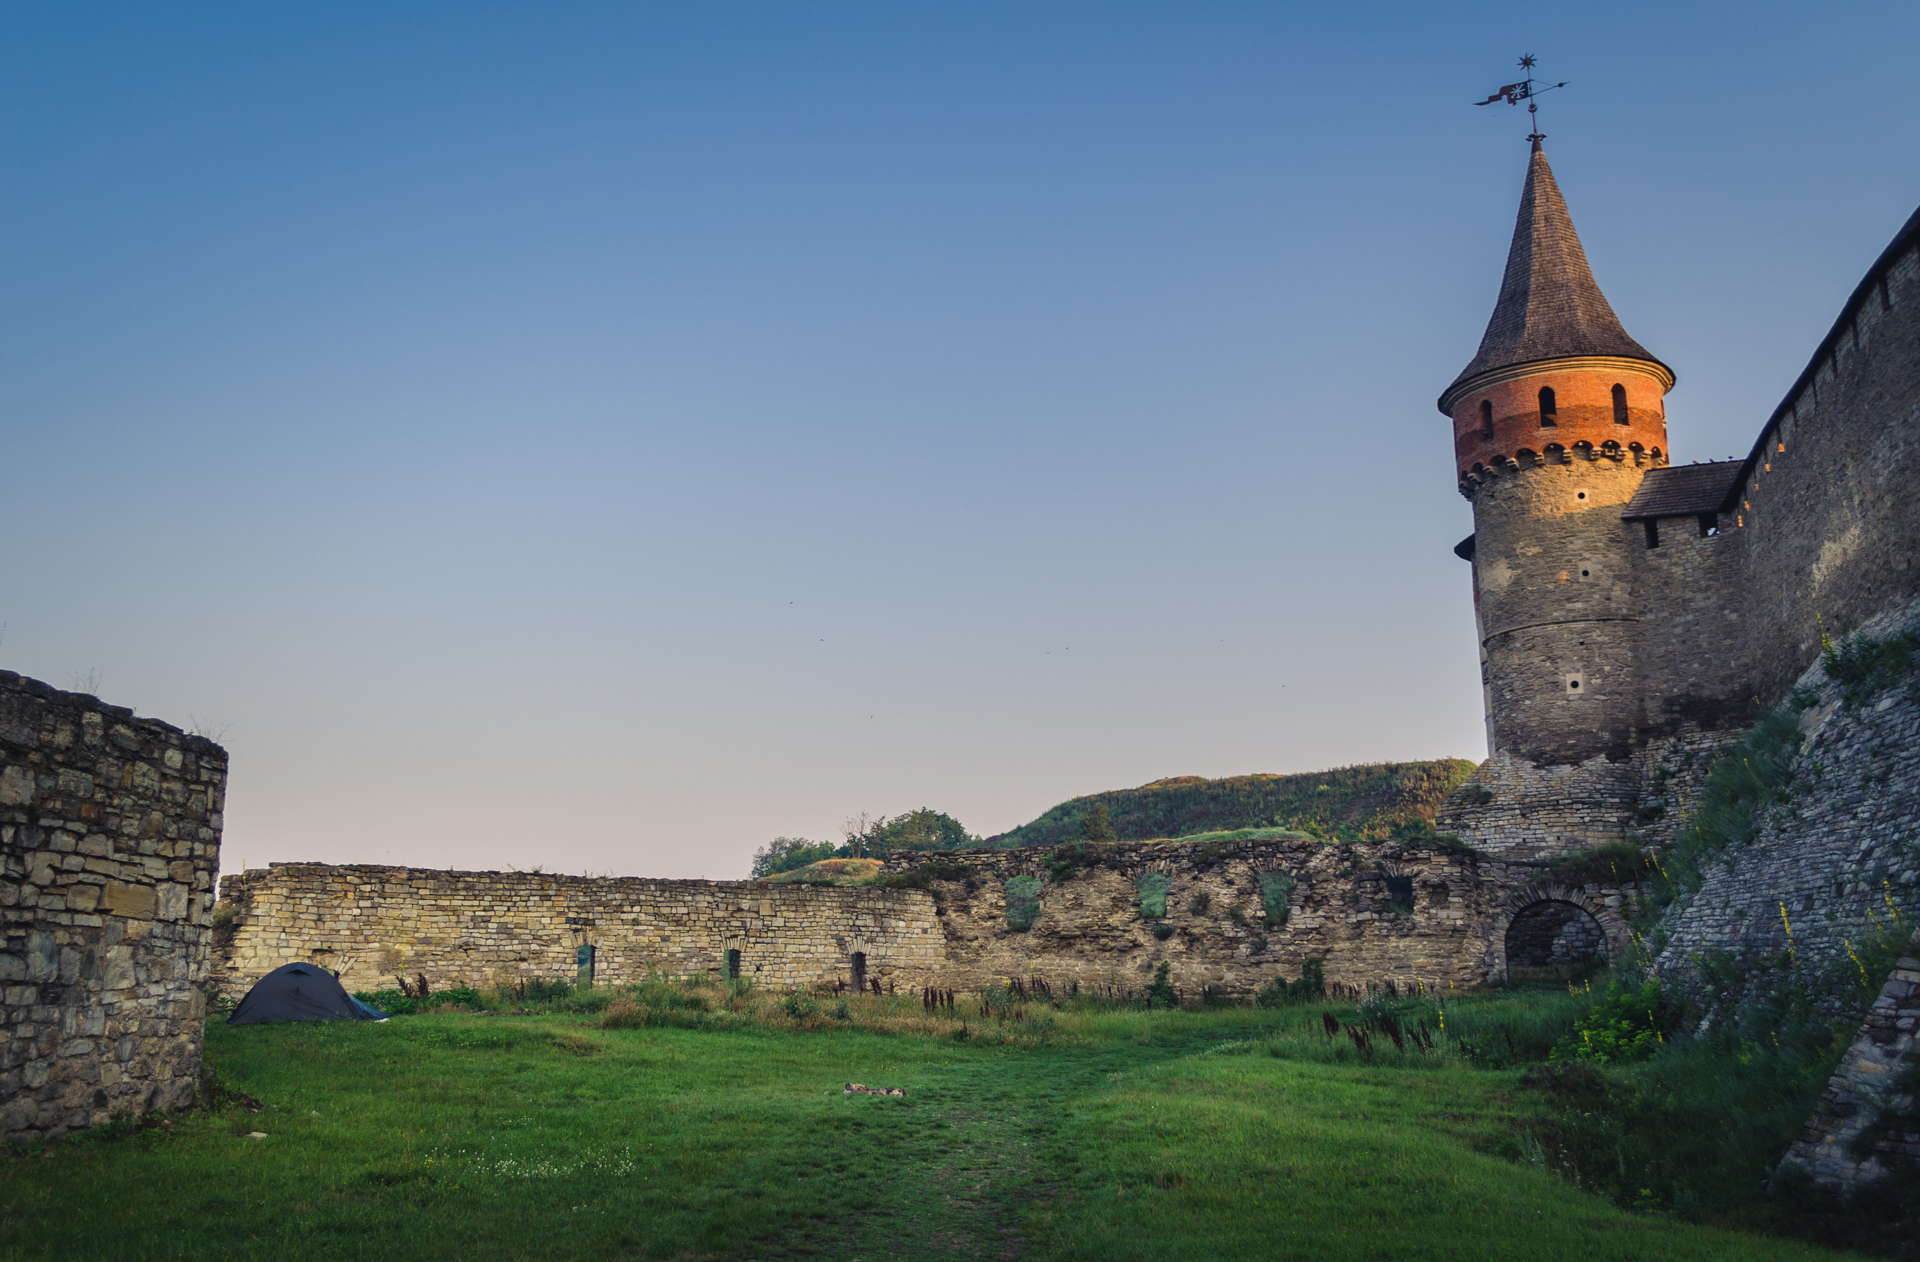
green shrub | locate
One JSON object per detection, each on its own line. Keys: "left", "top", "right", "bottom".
{"left": 1258, "top": 872, "right": 1294, "bottom": 926}
{"left": 1821, "top": 625, "right": 1919, "bottom": 707}
{"left": 779, "top": 992, "right": 821, "bottom": 1020}
{"left": 354, "top": 986, "right": 484, "bottom": 1016}
{"left": 1187, "top": 889, "right": 1211, "bottom": 915}
{"left": 1552, "top": 978, "right": 1675, "bottom": 1064}
{"left": 1653, "top": 703, "right": 1803, "bottom": 908}
{"left": 1152, "top": 922, "right": 1176, "bottom": 941}
{"left": 1137, "top": 872, "right": 1170, "bottom": 918}
{"left": 1254, "top": 958, "right": 1326, "bottom": 1007}
{"left": 1004, "top": 875, "right": 1043, "bottom": 932}
{"left": 1544, "top": 843, "right": 1653, "bottom": 887}
{"left": 872, "top": 858, "right": 975, "bottom": 891}
{"left": 1044, "top": 843, "right": 1100, "bottom": 884}
{"left": 1146, "top": 962, "right": 1177, "bottom": 1008}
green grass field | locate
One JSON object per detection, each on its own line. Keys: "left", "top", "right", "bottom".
{"left": 0, "top": 990, "right": 1862, "bottom": 1262}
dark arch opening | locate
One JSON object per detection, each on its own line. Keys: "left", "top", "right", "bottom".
{"left": 1538, "top": 386, "right": 1558, "bottom": 427}
{"left": 726, "top": 948, "right": 742, "bottom": 979}
{"left": 1479, "top": 399, "right": 1494, "bottom": 438}
{"left": 1504, "top": 901, "right": 1608, "bottom": 982}
{"left": 1611, "top": 383, "right": 1629, "bottom": 424}
{"left": 850, "top": 951, "right": 868, "bottom": 992}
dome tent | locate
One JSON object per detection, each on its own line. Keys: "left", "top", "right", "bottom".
{"left": 228, "top": 962, "right": 388, "bottom": 1024}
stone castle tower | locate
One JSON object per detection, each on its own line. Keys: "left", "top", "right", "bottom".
{"left": 1441, "top": 139, "right": 1675, "bottom": 768}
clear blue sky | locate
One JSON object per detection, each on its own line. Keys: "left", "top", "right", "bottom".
{"left": 6, "top": 2, "right": 1916, "bottom": 878}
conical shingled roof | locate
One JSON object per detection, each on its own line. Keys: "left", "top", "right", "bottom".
{"left": 1442, "top": 143, "right": 1669, "bottom": 408}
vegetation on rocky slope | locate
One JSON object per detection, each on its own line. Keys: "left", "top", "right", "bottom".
{"left": 988, "top": 760, "right": 1476, "bottom": 849}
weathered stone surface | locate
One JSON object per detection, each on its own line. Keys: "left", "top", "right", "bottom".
{"left": 1, "top": 671, "right": 227, "bottom": 1144}
{"left": 213, "top": 840, "right": 1637, "bottom": 1000}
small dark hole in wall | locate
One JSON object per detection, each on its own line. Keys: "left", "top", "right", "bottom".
{"left": 1576, "top": 492, "right": 1587, "bottom": 500}
{"left": 1580, "top": 569, "right": 1590, "bottom": 577}
{"left": 1569, "top": 680, "right": 1581, "bottom": 690}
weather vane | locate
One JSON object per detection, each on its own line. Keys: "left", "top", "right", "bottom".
{"left": 1474, "top": 54, "right": 1567, "bottom": 146}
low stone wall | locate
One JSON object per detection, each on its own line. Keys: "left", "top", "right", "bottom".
{"left": 214, "top": 864, "right": 945, "bottom": 995}
{"left": 1777, "top": 932, "right": 1920, "bottom": 1198}
{"left": 1, "top": 672, "right": 227, "bottom": 1144}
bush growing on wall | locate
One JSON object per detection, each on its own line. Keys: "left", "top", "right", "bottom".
{"left": 1137, "top": 872, "right": 1170, "bottom": 919}
{"left": 1004, "top": 876, "right": 1042, "bottom": 932}
{"left": 1258, "top": 872, "right": 1294, "bottom": 926}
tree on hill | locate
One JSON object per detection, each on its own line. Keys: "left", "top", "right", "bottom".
{"left": 854, "top": 808, "right": 978, "bottom": 856}
{"left": 750, "top": 836, "right": 838, "bottom": 878}
{"left": 1082, "top": 803, "right": 1116, "bottom": 842}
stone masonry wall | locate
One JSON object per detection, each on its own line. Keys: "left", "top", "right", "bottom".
{"left": 1776, "top": 931, "right": 1920, "bottom": 1199}
{"left": 1655, "top": 600, "right": 1920, "bottom": 995}
{"left": 214, "top": 841, "right": 1640, "bottom": 1003}
{"left": 1, "top": 672, "right": 228, "bottom": 1144}
{"left": 889, "top": 838, "right": 1638, "bottom": 996}
{"left": 214, "top": 864, "right": 945, "bottom": 995}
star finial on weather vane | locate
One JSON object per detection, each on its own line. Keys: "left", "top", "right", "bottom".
{"left": 1473, "top": 54, "right": 1568, "bottom": 149}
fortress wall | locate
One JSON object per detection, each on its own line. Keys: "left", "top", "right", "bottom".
{"left": 1655, "top": 600, "right": 1920, "bottom": 993}
{"left": 214, "top": 864, "right": 945, "bottom": 995}
{"left": 889, "top": 838, "right": 1637, "bottom": 994}
{"left": 216, "top": 841, "right": 1642, "bottom": 1002}
{"left": 1717, "top": 211, "right": 1920, "bottom": 708}
{"left": 1628, "top": 511, "right": 1751, "bottom": 736}
{"left": 0, "top": 672, "right": 228, "bottom": 1144}
{"left": 1435, "top": 752, "right": 1641, "bottom": 860}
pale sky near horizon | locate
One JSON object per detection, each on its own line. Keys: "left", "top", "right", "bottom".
{"left": 6, "top": 2, "right": 1918, "bottom": 879}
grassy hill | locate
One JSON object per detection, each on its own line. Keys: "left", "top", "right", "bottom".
{"left": 758, "top": 857, "right": 885, "bottom": 885}
{"left": 988, "top": 760, "right": 1477, "bottom": 849}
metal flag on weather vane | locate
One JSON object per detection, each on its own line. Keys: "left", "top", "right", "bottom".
{"left": 1473, "top": 55, "right": 1566, "bottom": 107}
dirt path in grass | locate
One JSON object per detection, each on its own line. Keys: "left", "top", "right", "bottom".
{"left": 757, "top": 1031, "right": 1222, "bottom": 1262}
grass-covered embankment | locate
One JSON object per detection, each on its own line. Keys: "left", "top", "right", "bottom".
{"left": 0, "top": 985, "right": 1858, "bottom": 1262}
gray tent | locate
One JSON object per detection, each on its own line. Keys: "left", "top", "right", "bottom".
{"left": 228, "top": 962, "right": 388, "bottom": 1024}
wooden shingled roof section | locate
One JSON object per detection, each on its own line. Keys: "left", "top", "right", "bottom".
{"left": 1620, "top": 460, "right": 1746, "bottom": 521}
{"left": 1443, "top": 143, "right": 1671, "bottom": 406}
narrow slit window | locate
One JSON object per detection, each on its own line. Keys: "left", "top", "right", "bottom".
{"left": 1644, "top": 520, "right": 1660, "bottom": 549}
{"left": 1538, "top": 386, "right": 1558, "bottom": 427}
{"left": 1479, "top": 399, "right": 1494, "bottom": 439}
{"left": 850, "top": 951, "right": 868, "bottom": 992}
{"left": 726, "top": 948, "right": 742, "bottom": 979}
{"left": 1611, "top": 383, "right": 1629, "bottom": 424}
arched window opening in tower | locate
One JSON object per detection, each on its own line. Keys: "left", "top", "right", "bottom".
{"left": 850, "top": 951, "right": 867, "bottom": 992}
{"left": 1480, "top": 399, "right": 1494, "bottom": 438}
{"left": 1611, "top": 383, "right": 1629, "bottom": 424}
{"left": 726, "top": 948, "right": 741, "bottom": 979}
{"left": 1538, "top": 386, "right": 1558, "bottom": 427}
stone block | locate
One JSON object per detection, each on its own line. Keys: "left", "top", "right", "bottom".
{"left": 101, "top": 882, "right": 157, "bottom": 920}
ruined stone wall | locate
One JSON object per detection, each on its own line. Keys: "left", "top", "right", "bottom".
{"left": 888, "top": 838, "right": 1637, "bottom": 996}
{"left": 214, "top": 842, "right": 1640, "bottom": 1002}
{"left": 1, "top": 672, "right": 227, "bottom": 1144}
{"left": 214, "top": 864, "right": 944, "bottom": 995}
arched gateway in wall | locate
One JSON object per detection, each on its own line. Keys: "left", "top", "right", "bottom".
{"left": 1490, "top": 884, "right": 1626, "bottom": 983}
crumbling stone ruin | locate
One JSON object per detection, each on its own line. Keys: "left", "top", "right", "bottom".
{"left": 0, "top": 673, "right": 227, "bottom": 1143}
{"left": 212, "top": 838, "right": 1636, "bottom": 1001}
